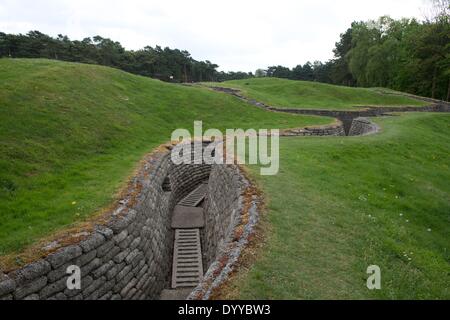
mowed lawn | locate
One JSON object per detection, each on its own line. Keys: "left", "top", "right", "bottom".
{"left": 0, "top": 58, "right": 331, "bottom": 257}
{"left": 205, "top": 78, "right": 428, "bottom": 110}
{"left": 224, "top": 113, "right": 450, "bottom": 299}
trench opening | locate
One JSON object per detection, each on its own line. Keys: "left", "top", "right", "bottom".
{"left": 340, "top": 117, "right": 356, "bottom": 136}
{"left": 159, "top": 142, "right": 215, "bottom": 300}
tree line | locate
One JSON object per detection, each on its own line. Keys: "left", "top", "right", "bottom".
{"left": 255, "top": 61, "right": 333, "bottom": 83}
{"left": 0, "top": 31, "right": 247, "bottom": 82}
{"left": 0, "top": 1, "right": 448, "bottom": 100}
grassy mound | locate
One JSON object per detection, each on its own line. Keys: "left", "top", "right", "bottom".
{"left": 226, "top": 113, "right": 450, "bottom": 299}
{"left": 0, "top": 58, "right": 331, "bottom": 255}
{"left": 206, "top": 78, "right": 428, "bottom": 110}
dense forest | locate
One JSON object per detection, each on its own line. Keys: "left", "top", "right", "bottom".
{"left": 0, "top": 1, "right": 448, "bottom": 100}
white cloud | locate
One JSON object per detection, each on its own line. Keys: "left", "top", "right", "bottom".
{"left": 0, "top": 0, "right": 427, "bottom": 72}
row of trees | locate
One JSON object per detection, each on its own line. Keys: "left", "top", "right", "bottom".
{"left": 255, "top": 61, "right": 333, "bottom": 83}
{"left": 216, "top": 71, "right": 254, "bottom": 82}
{"left": 0, "top": 31, "right": 227, "bottom": 82}
{"left": 332, "top": 14, "right": 449, "bottom": 100}
{"left": 254, "top": 2, "right": 450, "bottom": 101}
{"left": 0, "top": 1, "right": 448, "bottom": 99}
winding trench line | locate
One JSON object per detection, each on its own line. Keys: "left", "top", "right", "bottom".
{"left": 204, "top": 85, "right": 450, "bottom": 136}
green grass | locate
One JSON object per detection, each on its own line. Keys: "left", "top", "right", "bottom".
{"left": 0, "top": 58, "right": 331, "bottom": 255}
{"left": 2, "top": 59, "right": 448, "bottom": 300}
{"left": 229, "top": 113, "right": 450, "bottom": 299}
{"left": 204, "top": 78, "right": 428, "bottom": 110}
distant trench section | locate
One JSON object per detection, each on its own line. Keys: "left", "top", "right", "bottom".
{"left": 207, "top": 86, "right": 450, "bottom": 136}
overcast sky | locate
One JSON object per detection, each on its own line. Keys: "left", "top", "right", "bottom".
{"left": 0, "top": 0, "right": 429, "bottom": 72}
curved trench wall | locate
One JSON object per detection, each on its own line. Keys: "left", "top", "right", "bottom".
{"left": 169, "top": 143, "right": 212, "bottom": 204}
{"left": 0, "top": 144, "right": 248, "bottom": 300}
{"left": 348, "top": 117, "right": 380, "bottom": 136}
{"left": 0, "top": 150, "right": 176, "bottom": 300}
{"left": 281, "top": 122, "right": 345, "bottom": 137}
{"left": 202, "top": 165, "right": 243, "bottom": 268}
{"left": 191, "top": 164, "right": 258, "bottom": 300}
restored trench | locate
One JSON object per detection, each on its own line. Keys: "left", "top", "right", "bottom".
{"left": 207, "top": 86, "right": 450, "bottom": 136}
{"left": 0, "top": 142, "right": 259, "bottom": 301}
{"left": 1, "top": 89, "right": 449, "bottom": 301}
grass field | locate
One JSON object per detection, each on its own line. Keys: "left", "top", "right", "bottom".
{"left": 224, "top": 113, "right": 450, "bottom": 299}
{"left": 1, "top": 59, "right": 448, "bottom": 299}
{"left": 0, "top": 58, "right": 331, "bottom": 255}
{"left": 204, "top": 78, "right": 428, "bottom": 110}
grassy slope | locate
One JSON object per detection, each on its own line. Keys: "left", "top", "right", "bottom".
{"left": 226, "top": 113, "right": 450, "bottom": 299}
{"left": 0, "top": 58, "right": 331, "bottom": 255}
{"left": 205, "top": 78, "right": 428, "bottom": 110}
